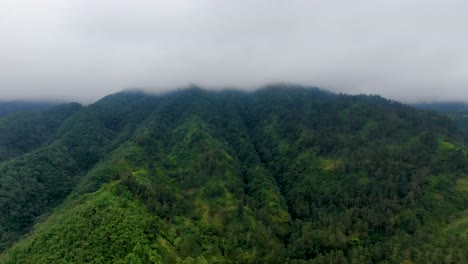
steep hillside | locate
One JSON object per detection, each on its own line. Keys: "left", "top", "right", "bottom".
{"left": 0, "top": 103, "right": 82, "bottom": 161}
{"left": 0, "top": 86, "right": 467, "bottom": 263}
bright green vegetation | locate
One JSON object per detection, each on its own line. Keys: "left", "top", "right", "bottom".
{"left": 444, "top": 211, "right": 468, "bottom": 238}
{"left": 456, "top": 178, "right": 468, "bottom": 192}
{"left": 1, "top": 182, "right": 163, "bottom": 263}
{"left": 0, "top": 86, "right": 467, "bottom": 263}
{"left": 437, "top": 138, "right": 456, "bottom": 151}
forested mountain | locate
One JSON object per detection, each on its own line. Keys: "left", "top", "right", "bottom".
{"left": 0, "top": 86, "right": 467, "bottom": 263}
{"left": 0, "top": 103, "right": 82, "bottom": 161}
{"left": 0, "top": 101, "right": 57, "bottom": 118}
{"left": 414, "top": 102, "right": 468, "bottom": 136}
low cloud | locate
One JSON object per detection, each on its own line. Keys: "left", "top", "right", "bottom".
{"left": 1, "top": 0, "right": 467, "bottom": 103}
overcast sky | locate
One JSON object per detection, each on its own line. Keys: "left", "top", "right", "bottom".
{"left": 1, "top": 0, "right": 468, "bottom": 103}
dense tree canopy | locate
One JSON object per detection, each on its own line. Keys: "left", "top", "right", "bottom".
{"left": 0, "top": 86, "right": 467, "bottom": 263}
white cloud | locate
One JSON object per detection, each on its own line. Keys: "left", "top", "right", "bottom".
{"left": 0, "top": 0, "right": 467, "bottom": 102}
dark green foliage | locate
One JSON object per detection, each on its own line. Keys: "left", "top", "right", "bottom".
{"left": 0, "top": 103, "right": 81, "bottom": 161}
{"left": 414, "top": 102, "right": 468, "bottom": 143}
{"left": 0, "top": 86, "right": 467, "bottom": 263}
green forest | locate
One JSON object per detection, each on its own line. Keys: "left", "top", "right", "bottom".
{"left": 0, "top": 86, "right": 466, "bottom": 263}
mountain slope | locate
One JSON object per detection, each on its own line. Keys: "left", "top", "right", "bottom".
{"left": 0, "top": 86, "right": 467, "bottom": 263}
{"left": 0, "top": 91, "right": 158, "bottom": 251}
{"left": 414, "top": 102, "right": 468, "bottom": 137}
{"left": 0, "top": 103, "right": 82, "bottom": 162}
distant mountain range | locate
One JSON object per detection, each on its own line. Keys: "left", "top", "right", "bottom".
{"left": 413, "top": 101, "right": 468, "bottom": 112}
{"left": 0, "top": 101, "right": 58, "bottom": 118}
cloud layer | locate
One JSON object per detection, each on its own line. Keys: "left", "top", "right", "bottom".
{"left": 1, "top": 0, "right": 468, "bottom": 103}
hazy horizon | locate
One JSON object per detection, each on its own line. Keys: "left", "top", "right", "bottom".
{"left": 2, "top": 84, "right": 467, "bottom": 106}
{"left": 1, "top": 1, "right": 468, "bottom": 103}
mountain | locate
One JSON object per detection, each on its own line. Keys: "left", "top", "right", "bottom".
{"left": 0, "top": 101, "right": 58, "bottom": 118}
{"left": 0, "top": 86, "right": 467, "bottom": 263}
